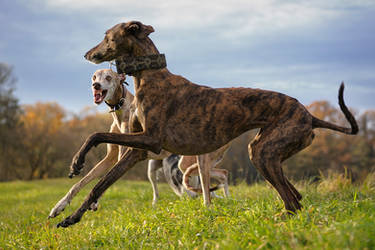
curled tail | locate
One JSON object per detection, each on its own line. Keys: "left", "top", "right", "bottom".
{"left": 183, "top": 164, "right": 221, "bottom": 193}
{"left": 312, "top": 82, "right": 358, "bottom": 135}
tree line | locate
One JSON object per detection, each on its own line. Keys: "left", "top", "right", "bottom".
{"left": 1, "top": 63, "right": 374, "bottom": 183}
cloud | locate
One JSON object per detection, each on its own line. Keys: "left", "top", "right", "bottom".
{"left": 3, "top": 0, "right": 374, "bottom": 112}
{"left": 31, "top": 0, "right": 374, "bottom": 37}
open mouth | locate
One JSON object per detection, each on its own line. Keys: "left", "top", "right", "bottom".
{"left": 93, "top": 89, "right": 108, "bottom": 104}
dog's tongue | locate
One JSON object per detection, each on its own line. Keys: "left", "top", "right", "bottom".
{"left": 93, "top": 90, "right": 103, "bottom": 104}
{"left": 94, "top": 94, "right": 102, "bottom": 103}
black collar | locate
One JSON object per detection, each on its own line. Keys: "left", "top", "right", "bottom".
{"left": 105, "top": 84, "right": 126, "bottom": 113}
{"left": 115, "top": 54, "right": 167, "bottom": 75}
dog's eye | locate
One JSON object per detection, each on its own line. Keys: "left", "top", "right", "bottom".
{"left": 92, "top": 75, "right": 96, "bottom": 81}
{"left": 105, "top": 76, "right": 112, "bottom": 82}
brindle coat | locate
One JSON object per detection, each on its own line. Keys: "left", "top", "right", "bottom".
{"left": 56, "top": 21, "right": 358, "bottom": 227}
{"left": 48, "top": 69, "right": 229, "bottom": 218}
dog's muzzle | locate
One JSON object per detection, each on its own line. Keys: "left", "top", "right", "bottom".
{"left": 92, "top": 82, "right": 101, "bottom": 90}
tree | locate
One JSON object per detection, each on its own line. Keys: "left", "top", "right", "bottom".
{"left": 283, "top": 101, "right": 374, "bottom": 181}
{"left": 15, "top": 104, "right": 112, "bottom": 180}
{"left": 0, "top": 63, "right": 22, "bottom": 181}
{"left": 19, "top": 102, "right": 67, "bottom": 179}
{"left": 352, "top": 111, "right": 375, "bottom": 175}
{"left": 221, "top": 130, "right": 259, "bottom": 185}
{"left": 63, "top": 106, "right": 112, "bottom": 177}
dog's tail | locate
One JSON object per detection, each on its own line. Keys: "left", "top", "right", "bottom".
{"left": 312, "top": 82, "right": 358, "bottom": 135}
{"left": 183, "top": 164, "right": 221, "bottom": 193}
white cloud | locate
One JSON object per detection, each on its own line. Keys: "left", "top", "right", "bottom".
{"left": 30, "top": 0, "right": 374, "bottom": 39}
{"left": 8, "top": 0, "right": 374, "bottom": 112}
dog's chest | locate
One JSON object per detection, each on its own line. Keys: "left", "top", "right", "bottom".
{"left": 111, "top": 109, "right": 129, "bottom": 133}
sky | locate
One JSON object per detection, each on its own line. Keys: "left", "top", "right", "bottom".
{"left": 1, "top": 0, "right": 374, "bottom": 114}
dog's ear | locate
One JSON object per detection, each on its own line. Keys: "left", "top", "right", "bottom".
{"left": 118, "top": 73, "right": 126, "bottom": 83}
{"left": 125, "top": 21, "right": 154, "bottom": 39}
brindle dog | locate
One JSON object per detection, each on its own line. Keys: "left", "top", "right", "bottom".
{"left": 56, "top": 21, "right": 358, "bottom": 227}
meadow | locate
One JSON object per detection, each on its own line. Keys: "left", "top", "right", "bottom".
{"left": 1, "top": 173, "right": 375, "bottom": 249}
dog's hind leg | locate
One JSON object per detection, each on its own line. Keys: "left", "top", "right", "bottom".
{"left": 57, "top": 148, "right": 147, "bottom": 228}
{"left": 147, "top": 159, "right": 163, "bottom": 205}
{"left": 249, "top": 121, "right": 313, "bottom": 213}
{"left": 285, "top": 175, "right": 302, "bottom": 201}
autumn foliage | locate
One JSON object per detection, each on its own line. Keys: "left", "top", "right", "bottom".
{"left": 0, "top": 99, "right": 372, "bottom": 183}
{"left": 0, "top": 64, "right": 374, "bottom": 182}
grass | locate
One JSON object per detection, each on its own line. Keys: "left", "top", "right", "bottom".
{"left": 0, "top": 174, "right": 374, "bottom": 249}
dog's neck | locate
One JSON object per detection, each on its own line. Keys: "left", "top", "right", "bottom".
{"left": 115, "top": 39, "right": 169, "bottom": 98}
{"left": 115, "top": 54, "right": 166, "bottom": 76}
{"left": 105, "top": 83, "right": 127, "bottom": 113}
{"left": 115, "top": 37, "right": 166, "bottom": 75}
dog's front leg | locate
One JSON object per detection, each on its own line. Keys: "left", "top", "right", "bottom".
{"left": 69, "top": 132, "right": 161, "bottom": 178}
{"left": 147, "top": 160, "right": 163, "bottom": 205}
{"left": 197, "top": 155, "right": 211, "bottom": 206}
{"left": 57, "top": 148, "right": 147, "bottom": 228}
{"left": 49, "top": 142, "right": 119, "bottom": 218}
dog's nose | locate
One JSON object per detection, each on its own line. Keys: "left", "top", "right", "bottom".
{"left": 92, "top": 82, "right": 101, "bottom": 90}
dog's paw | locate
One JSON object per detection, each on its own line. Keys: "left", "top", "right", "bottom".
{"left": 48, "top": 197, "right": 70, "bottom": 218}
{"left": 88, "top": 201, "right": 99, "bottom": 211}
{"left": 56, "top": 215, "right": 81, "bottom": 228}
{"left": 68, "top": 156, "right": 84, "bottom": 178}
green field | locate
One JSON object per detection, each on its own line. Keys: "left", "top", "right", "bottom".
{"left": 1, "top": 175, "right": 375, "bottom": 249}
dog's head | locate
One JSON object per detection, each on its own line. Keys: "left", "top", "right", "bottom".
{"left": 91, "top": 69, "right": 126, "bottom": 105}
{"left": 84, "top": 21, "right": 154, "bottom": 64}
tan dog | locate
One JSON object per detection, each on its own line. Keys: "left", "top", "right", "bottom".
{"left": 49, "top": 69, "right": 229, "bottom": 218}
{"left": 179, "top": 144, "right": 230, "bottom": 197}
{"left": 55, "top": 21, "right": 358, "bottom": 227}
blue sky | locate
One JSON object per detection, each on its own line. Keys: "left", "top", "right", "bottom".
{"left": 1, "top": 0, "right": 374, "bottom": 114}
